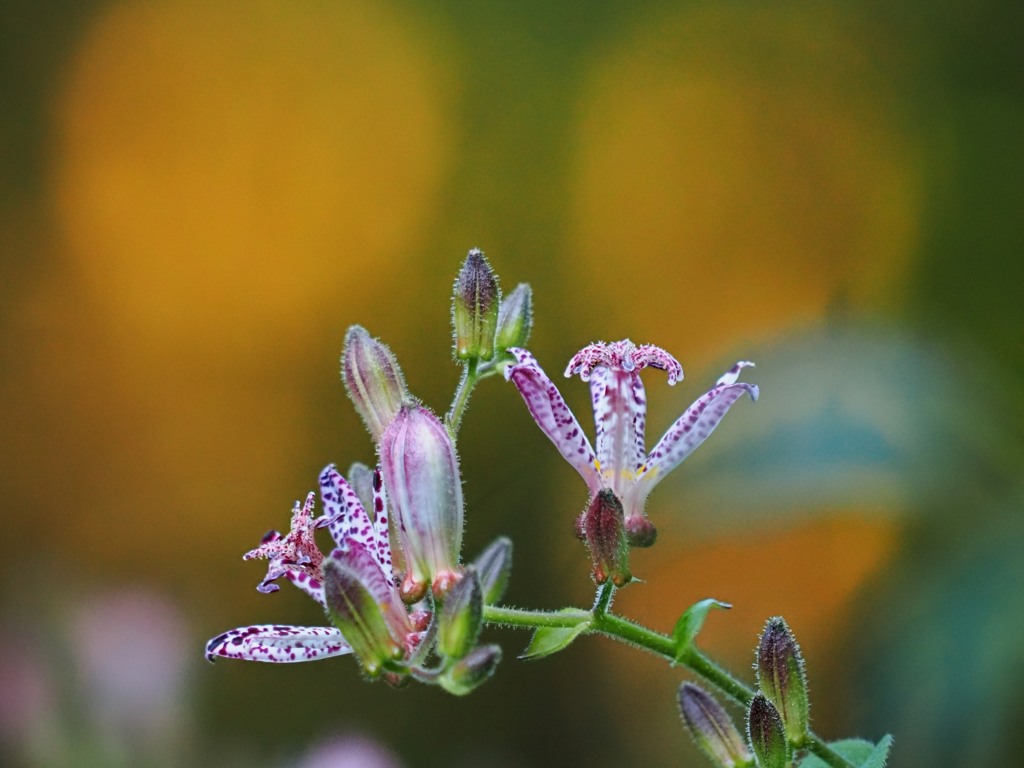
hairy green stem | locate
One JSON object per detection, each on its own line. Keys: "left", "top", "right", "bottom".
{"left": 446, "top": 359, "right": 478, "bottom": 437}
{"left": 482, "top": 603, "right": 855, "bottom": 768}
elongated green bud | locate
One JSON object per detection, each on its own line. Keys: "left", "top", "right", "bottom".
{"left": 756, "top": 617, "right": 810, "bottom": 746}
{"left": 342, "top": 326, "right": 409, "bottom": 440}
{"left": 322, "top": 554, "right": 404, "bottom": 677}
{"left": 438, "top": 644, "right": 502, "bottom": 696}
{"left": 471, "top": 536, "right": 513, "bottom": 605}
{"left": 437, "top": 569, "right": 483, "bottom": 660}
{"left": 494, "top": 282, "right": 533, "bottom": 352}
{"left": 746, "top": 694, "right": 790, "bottom": 768}
{"left": 452, "top": 248, "right": 499, "bottom": 361}
{"left": 678, "top": 683, "right": 754, "bottom": 768}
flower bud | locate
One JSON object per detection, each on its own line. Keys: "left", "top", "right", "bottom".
{"left": 452, "top": 248, "right": 499, "bottom": 361}
{"left": 380, "top": 404, "right": 464, "bottom": 601}
{"left": 756, "top": 617, "right": 810, "bottom": 746}
{"left": 437, "top": 568, "right": 483, "bottom": 660}
{"left": 438, "top": 644, "right": 502, "bottom": 696}
{"left": 746, "top": 694, "right": 790, "bottom": 768}
{"left": 471, "top": 536, "right": 513, "bottom": 604}
{"left": 579, "top": 489, "right": 632, "bottom": 587}
{"left": 494, "top": 282, "right": 533, "bottom": 352}
{"left": 322, "top": 548, "right": 406, "bottom": 677}
{"left": 678, "top": 683, "right": 754, "bottom": 768}
{"left": 342, "top": 326, "right": 409, "bottom": 440}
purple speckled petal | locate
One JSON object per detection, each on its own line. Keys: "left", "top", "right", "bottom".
{"left": 565, "top": 340, "right": 683, "bottom": 385}
{"left": 637, "top": 367, "right": 759, "bottom": 495}
{"left": 204, "top": 624, "right": 351, "bottom": 663}
{"left": 589, "top": 367, "right": 648, "bottom": 494}
{"left": 244, "top": 494, "right": 324, "bottom": 595}
{"left": 505, "top": 348, "right": 600, "bottom": 493}
{"left": 319, "top": 465, "right": 394, "bottom": 587}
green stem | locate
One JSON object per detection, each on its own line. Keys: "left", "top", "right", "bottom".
{"left": 482, "top": 603, "right": 855, "bottom": 768}
{"left": 446, "top": 358, "right": 478, "bottom": 437}
{"left": 483, "top": 605, "right": 590, "bottom": 629}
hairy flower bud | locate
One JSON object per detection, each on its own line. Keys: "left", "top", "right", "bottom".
{"left": 578, "top": 489, "right": 632, "bottom": 587}
{"left": 746, "top": 694, "right": 790, "bottom": 768}
{"left": 437, "top": 568, "right": 483, "bottom": 660}
{"left": 679, "top": 683, "right": 754, "bottom": 768}
{"left": 380, "top": 404, "right": 464, "bottom": 601}
{"left": 452, "top": 248, "right": 500, "bottom": 361}
{"left": 322, "top": 548, "right": 407, "bottom": 677}
{"left": 438, "top": 644, "right": 502, "bottom": 696}
{"left": 471, "top": 536, "right": 513, "bottom": 605}
{"left": 342, "top": 326, "right": 409, "bottom": 439}
{"left": 756, "top": 617, "right": 810, "bottom": 746}
{"left": 494, "top": 282, "right": 533, "bottom": 352}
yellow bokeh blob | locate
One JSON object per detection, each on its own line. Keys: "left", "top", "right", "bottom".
{"left": 53, "top": 0, "right": 454, "bottom": 361}
{"left": 567, "top": 4, "right": 921, "bottom": 365}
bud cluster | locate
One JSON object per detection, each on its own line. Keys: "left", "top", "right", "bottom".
{"left": 679, "top": 617, "right": 812, "bottom": 768}
{"left": 451, "top": 248, "right": 533, "bottom": 364}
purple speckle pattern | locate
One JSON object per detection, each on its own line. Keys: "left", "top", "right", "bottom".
{"left": 505, "top": 348, "right": 600, "bottom": 492}
{"left": 506, "top": 344, "right": 756, "bottom": 532}
{"left": 588, "top": 366, "right": 647, "bottom": 496}
{"left": 639, "top": 363, "right": 759, "bottom": 492}
{"left": 564, "top": 340, "right": 683, "bottom": 385}
{"left": 243, "top": 493, "right": 325, "bottom": 598}
{"left": 205, "top": 624, "right": 351, "bottom": 663}
{"left": 319, "top": 464, "right": 394, "bottom": 588}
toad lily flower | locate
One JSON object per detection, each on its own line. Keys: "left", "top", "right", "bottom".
{"left": 205, "top": 465, "right": 428, "bottom": 675}
{"left": 505, "top": 340, "right": 758, "bottom": 547}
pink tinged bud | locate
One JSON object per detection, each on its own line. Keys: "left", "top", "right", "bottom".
{"left": 747, "top": 694, "right": 790, "bottom": 768}
{"left": 624, "top": 514, "right": 657, "bottom": 548}
{"left": 494, "top": 282, "right": 533, "bottom": 352}
{"left": 579, "top": 489, "right": 632, "bottom": 587}
{"left": 438, "top": 644, "right": 503, "bottom": 696}
{"left": 437, "top": 568, "right": 483, "bottom": 660}
{"left": 452, "top": 248, "right": 500, "bottom": 361}
{"left": 380, "top": 405, "right": 465, "bottom": 599}
{"left": 679, "top": 683, "right": 754, "bottom": 768}
{"left": 322, "top": 547, "right": 409, "bottom": 678}
{"left": 342, "top": 325, "right": 409, "bottom": 440}
{"left": 471, "top": 536, "right": 513, "bottom": 604}
{"left": 756, "top": 617, "right": 810, "bottom": 746}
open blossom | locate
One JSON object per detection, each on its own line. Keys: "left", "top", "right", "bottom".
{"left": 505, "top": 340, "right": 758, "bottom": 546}
{"left": 205, "top": 465, "right": 427, "bottom": 671}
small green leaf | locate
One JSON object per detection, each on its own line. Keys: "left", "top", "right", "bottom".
{"left": 672, "top": 599, "right": 731, "bottom": 661}
{"left": 860, "top": 735, "right": 893, "bottom": 768}
{"left": 796, "top": 738, "right": 889, "bottom": 767}
{"left": 520, "top": 614, "right": 592, "bottom": 660}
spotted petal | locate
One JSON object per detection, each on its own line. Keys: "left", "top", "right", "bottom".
{"left": 319, "top": 464, "right": 393, "bottom": 587}
{"left": 637, "top": 362, "right": 758, "bottom": 497}
{"left": 205, "top": 624, "right": 351, "bottom": 663}
{"left": 244, "top": 494, "right": 324, "bottom": 594}
{"left": 505, "top": 348, "right": 600, "bottom": 493}
{"left": 589, "top": 366, "right": 648, "bottom": 495}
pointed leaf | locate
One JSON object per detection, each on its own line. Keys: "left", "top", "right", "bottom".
{"left": 520, "top": 613, "right": 592, "bottom": 660}
{"left": 672, "top": 599, "right": 731, "bottom": 661}
{"left": 861, "top": 735, "right": 893, "bottom": 768}
{"left": 796, "top": 737, "right": 891, "bottom": 768}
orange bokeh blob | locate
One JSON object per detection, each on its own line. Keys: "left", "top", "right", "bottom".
{"left": 567, "top": 4, "right": 921, "bottom": 366}
{"left": 53, "top": 0, "right": 454, "bottom": 362}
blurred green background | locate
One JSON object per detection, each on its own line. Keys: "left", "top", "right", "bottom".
{"left": 2, "top": 0, "right": 1022, "bottom": 766}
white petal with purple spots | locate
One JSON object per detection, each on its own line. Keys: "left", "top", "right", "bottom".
{"left": 506, "top": 348, "right": 600, "bottom": 493}
{"left": 205, "top": 624, "right": 351, "bottom": 663}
